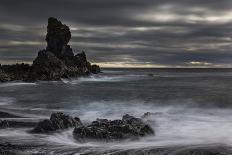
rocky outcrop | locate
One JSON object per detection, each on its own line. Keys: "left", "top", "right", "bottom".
{"left": 73, "top": 114, "right": 154, "bottom": 141}
{"left": 31, "top": 113, "right": 154, "bottom": 140}
{"left": 46, "top": 17, "right": 72, "bottom": 57}
{"left": 90, "top": 64, "right": 101, "bottom": 74}
{"left": 32, "top": 112, "right": 82, "bottom": 133}
{"left": 0, "top": 17, "right": 100, "bottom": 82}
{"left": 0, "top": 120, "right": 9, "bottom": 128}
{"left": 0, "top": 64, "right": 31, "bottom": 82}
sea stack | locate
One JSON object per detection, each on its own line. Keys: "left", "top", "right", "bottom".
{"left": 0, "top": 17, "right": 100, "bottom": 82}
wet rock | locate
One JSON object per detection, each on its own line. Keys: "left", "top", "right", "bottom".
{"left": 73, "top": 114, "right": 154, "bottom": 141}
{"left": 0, "top": 142, "right": 42, "bottom": 155}
{"left": 0, "top": 118, "right": 41, "bottom": 129}
{"left": 7, "top": 120, "right": 37, "bottom": 128}
{"left": 141, "top": 112, "right": 163, "bottom": 119}
{"left": 0, "top": 71, "right": 11, "bottom": 82}
{"left": 0, "top": 120, "right": 9, "bottom": 128}
{"left": 0, "top": 64, "right": 31, "bottom": 82}
{"left": 32, "top": 112, "right": 82, "bottom": 133}
{"left": 90, "top": 64, "right": 101, "bottom": 74}
{"left": 29, "top": 50, "right": 68, "bottom": 80}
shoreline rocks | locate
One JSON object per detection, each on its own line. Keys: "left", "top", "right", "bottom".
{"left": 31, "top": 113, "right": 154, "bottom": 142}
{"left": 0, "top": 120, "right": 37, "bottom": 128}
{"left": 32, "top": 112, "right": 82, "bottom": 133}
{"left": 1, "top": 112, "right": 155, "bottom": 142}
{"left": 0, "top": 143, "right": 231, "bottom": 155}
{"left": 73, "top": 114, "right": 154, "bottom": 141}
{"left": 0, "top": 17, "right": 100, "bottom": 82}
{"left": 0, "top": 120, "right": 9, "bottom": 128}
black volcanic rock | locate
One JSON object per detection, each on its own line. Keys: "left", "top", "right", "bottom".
{"left": 46, "top": 17, "right": 73, "bottom": 57}
{"left": 0, "top": 120, "right": 9, "bottom": 128}
{"left": 90, "top": 64, "right": 101, "bottom": 74}
{"left": 0, "top": 17, "right": 100, "bottom": 82}
{"left": 32, "top": 112, "right": 82, "bottom": 133}
{"left": 0, "top": 64, "right": 31, "bottom": 82}
{"left": 29, "top": 50, "right": 68, "bottom": 80}
{"left": 73, "top": 114, "right": 154, "bottom": 142}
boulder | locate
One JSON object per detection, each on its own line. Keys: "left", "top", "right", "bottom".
{"left": 73, "top": 114, "right": 154, "bottom": 141}
{"left": 32, "top": 112, "right": 82, "bottom": 133}
{"left": 90, "top": 64, "right": 101, "bottom": 74}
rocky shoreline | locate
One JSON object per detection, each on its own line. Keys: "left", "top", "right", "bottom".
{"left": 0, "top": 110, "right": 232, "bottom": 154}
{"left": 0, "top": 111, "right": 154, "bottom": 141}
{"left": 0, "top": 17, "right": 100, "bottom": 82}
{"left": 0, "top": 142, "right": 231, "bottom": 155}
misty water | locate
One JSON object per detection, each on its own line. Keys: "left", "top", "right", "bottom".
{"left": 1, "top": 68, "right": 232, "bottom": 154}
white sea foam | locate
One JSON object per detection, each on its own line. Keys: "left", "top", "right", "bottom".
{"left": 0, "top": 97, "right": 15, "bottom": 106}
{"left": 59, "top": 101, "right": 232, "bottom": 149}
{"left": 61, "top": 74, "right": 147, "bottom": 84}
{"left": 0, "top": 82, "right": 36, "bottom": 87}
{"left": 43, "top": 103, "right": 232, "bottom": 151}
{"left": 1, "top": 101, "right": 232, "bottom": 152}
{"left": 62, "top": 76, "right": 124, "bottom": 84}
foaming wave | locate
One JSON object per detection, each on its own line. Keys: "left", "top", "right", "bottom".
{"left": 0, "top": 97, "right": 15, "bottom": 106}
{"left": 2, "top": 100, "right": 232, "bottom": 151}
{"left": 62, "top": 74, "right": 147, "bottom": 84}
{"left": 1, "top": 101, "right": 232, "bottom": 153}
{"left": 65, "top": 101, "right": 232, "bottom": 148}
{"left": 61, "top": 76, "right": 124, "bottom": 84}
{"left": 0, "top": 82, "right": 36, "bottom": 87}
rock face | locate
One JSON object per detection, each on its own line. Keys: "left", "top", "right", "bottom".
{"left": 32, "top": 112, "right": 82, "bottom": 133}
{"left": 0, "top": 64, "right": 31, "bottom": 82}
{"left": 0, "top": 17, "right": 100, "bottom": 82}
{"left": 46, "top": 17, "right": 72, "bottom": 57}
{"left": 73, "top": 114, "right": 154, "bottom": 141}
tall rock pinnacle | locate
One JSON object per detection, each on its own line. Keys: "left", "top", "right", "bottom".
{"left": 0, "top": 17, "right": 101, "bottom": 82}
{"left": 46, "top": 17, "right": 73, "bottom": 57}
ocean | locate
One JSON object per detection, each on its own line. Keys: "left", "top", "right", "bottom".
{"left": 1, "top": 68, "right": 232, "bottom": 154}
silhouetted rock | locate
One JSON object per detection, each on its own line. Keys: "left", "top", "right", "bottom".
{"left": 46, "top": 17, "right": 73, "bottom": 57}
{"left": 32, "top": 112, "right": 82, "bottom": 133}
{"left": 73, "top": 114, "right": 154, "bottom": 142}
{"left": 0, "top": 64, "right": 31, "bottom": 82}
{"left": 90, "top": 64, "right": 101, "bottom": 74}
{"left": 0, "top": 120, "right": 9, "bottom": 128}
{"left": 29, "top": 50, "right": 68, "bottom": 80}
{"left": 0, "top": 17, "right": 101, "bottom": 82}
{"left": 0, "top": 111, "right": 36, "bottom": 128}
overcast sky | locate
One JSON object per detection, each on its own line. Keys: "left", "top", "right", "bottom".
{"left": 0, "top": 0, "right": 232, "bottom": 67}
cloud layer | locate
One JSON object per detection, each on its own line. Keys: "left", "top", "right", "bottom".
{"left": 0, "top": 0, "right": 232, "bottom": 67}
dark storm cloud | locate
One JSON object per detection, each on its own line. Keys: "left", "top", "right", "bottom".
{"left": 0, "top": 0, "right": 232, "bottom": 67}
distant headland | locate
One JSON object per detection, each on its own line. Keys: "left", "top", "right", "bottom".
{"left": 0, "top": 17, "right": 100, "bottom": 82}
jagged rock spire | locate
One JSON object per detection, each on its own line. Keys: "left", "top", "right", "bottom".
{"left": 0, "top": 17, "right": 100, "bottom": 82}
{"left": 45, "top": 17, "right": 73, "bottom": 57}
